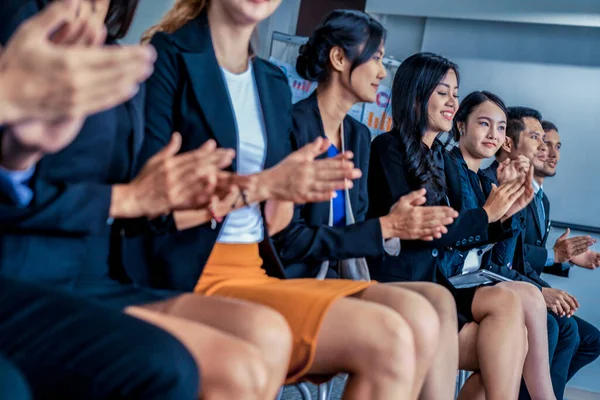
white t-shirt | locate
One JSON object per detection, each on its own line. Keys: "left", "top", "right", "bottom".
{"left": 217, "top": 64, "right": 266, "bottom": 244}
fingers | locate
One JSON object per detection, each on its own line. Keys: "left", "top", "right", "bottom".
{"left": 157, "top": 132, "right": 183, "bottom": 159}
{"left": 557, "top": 228, "right": 570, "bottom": 241}
{"left": 567, "top": 293, "right": 580, "bottom": 309}
{"left": 401, "top": 189, "right": 427, "bottom": 206}
{"left": 298, "top": 137, "right": 329, "bottom": 160}
{"left": 566, "top": 236, "right": 594, "bottom": 256}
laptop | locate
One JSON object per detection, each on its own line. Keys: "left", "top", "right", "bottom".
{"left": 449, "top": 269, "right": 512, "bottom": 289}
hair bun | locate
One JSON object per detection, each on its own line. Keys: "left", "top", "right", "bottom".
{"left": 295, "top": 39, "right": 327, "bottom": 82}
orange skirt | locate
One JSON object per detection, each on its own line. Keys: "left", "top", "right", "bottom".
{"left": 194, "top": 243, "right": 374, "bottom": 383}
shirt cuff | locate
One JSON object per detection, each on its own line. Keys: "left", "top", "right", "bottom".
{"left": 383, "top": 237, "right": 401, "bottom": 256}
{"left": 0, "top": 164, "right": 36, "bottom": 207}
{"left": 544, "top": 250, "right": 555, "bottom": 267}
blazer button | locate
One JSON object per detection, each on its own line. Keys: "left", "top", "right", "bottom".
{"left": 468, "top": 236, "right": 474, "bottom": 243}
{"left": 461, "top": 239, "right": 467, "bottom": 245}
{"left": 475, "top": 235, "right": 481, "bottom": 241}
{"left": 432, "top": 249, "right": 439, "bottom": 257}
{"left": 477, "top": 249, "right": 483, "bottom": 256}
{"left": 456, "top": 241, "right": 461, "bottom": 247}
{"left": 536, "top": 240, "right": 542, "bottom": 245}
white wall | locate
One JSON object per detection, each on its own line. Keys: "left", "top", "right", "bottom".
{"left": 122, "top": 0, "right": 176, "bottom": 44}
{"left": 366, "top": 0, "right": 600, "bottom": 28}
{"left": 366, "top": 4, "right": 600, "bottom": 392}
{"left": 256, "top": 0, "right": 301, "bottom": 57}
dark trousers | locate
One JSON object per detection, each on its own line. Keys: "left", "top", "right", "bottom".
{"left": 567, "top": 316, "right": 600, "bottom": 380}
{"left": 0, "top": 355, "right": 31, "bottom": 400}
{"left": 0, "top": 276, "right": 199, "bottom": 400}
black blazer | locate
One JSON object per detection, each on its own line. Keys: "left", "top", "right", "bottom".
{"left": 134, "top": 14, "right": 293, "bottom": 291}
{"left": 479, "top": 163, "right": 550, "bottom": 289}
{"left": 271, "top": 93, "right": 384, "bottom": 277}
{"left": 366, "top": 132, "right": 511, "bottom": 284}
{"left": 522, "top": 192, "right": 569, "bottom": 276}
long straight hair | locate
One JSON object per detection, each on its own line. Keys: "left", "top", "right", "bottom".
{"left": 390, "top": 52, "right": 459, "bottom": 204}
{"left": 141, "top": 0, "right": 207, "bottom": 43}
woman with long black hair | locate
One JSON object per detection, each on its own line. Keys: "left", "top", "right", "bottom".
{"left": 273, "top": 10, "right": 460, "bottom": 399}
{"left": 367, "top": 52, "right": 538, "bottom": 399}
{"left": 449, "top": 90, "right": 555, "bottom": 399}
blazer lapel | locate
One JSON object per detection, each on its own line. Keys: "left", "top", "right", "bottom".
{"left": 443, "top": 151, "right": 462, "bottom": 208}
{"left": 182, "top": 53, "right": 238, "bottom": 164}
{"left": 127, "top": 85, "right": 146, "bottom": 178}
{"left": 252, "top": 60, "right": 288, "bottom": 169}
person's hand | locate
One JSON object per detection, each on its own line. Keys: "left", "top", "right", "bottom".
{"left": 0, "top": 0, "right": 156, "bottom": 124}
{"left": 553, "top": 229, "right": 595, "bottom": 263}
{"left": 501, "top": 166, "right": 535, "bottom": 220}
{"left": 482, "top": 177, "right": 526, "bottom": 223}
{"left": 542, "top": 287, "right": 579, "bottom": 318}
{"left": 570, "top": 250, "right": 600, "bottom": 270}
{"left": 497, "top": 156, "right": 530, "bottom": 185}
{"left": 379, "top": 189, "right": 458, "bottom": 241}
{"left": 258, "top": 137, "right": 361, "bottom": 203}
{"left": 111, "top": 134, "right": 235, "bottom": 219}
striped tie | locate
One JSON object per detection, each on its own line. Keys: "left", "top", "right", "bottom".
{"left": 535, "top": 189, "right": 546, "bottom": 230}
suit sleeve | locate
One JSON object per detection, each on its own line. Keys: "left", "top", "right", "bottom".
{"left": 524, "top": 243, "right": 549, "bottom": 276}
{"left": 0, "top": 179, "right": 112, "bottom": 235}
{"left": 135, "top": 33, "right": 180, "bottom": 172}
{"left": 367, "top": 134, "right": 490, "bottom": 250}
{"left": 272, "top": 128, "right": 384, "bottom": 268}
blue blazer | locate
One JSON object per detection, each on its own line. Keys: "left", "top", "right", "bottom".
{"left": 133, "top": 13, "right": 293, "bottom": 291}
{"left": 271, "top": 93, "right": 384, "bottom": 278}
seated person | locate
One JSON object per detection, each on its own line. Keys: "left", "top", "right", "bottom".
{"left": 367, "top": 52, "right": 553, "bottom": 399}
{"left": 449, "top": 91, "right": 556, "bottom": 399}
{"left": 0, "top": 1, "right": 307, "bottom": 399}
{"left": 136, "top": 3, "right": 456, "bottom": 399}
{"left": 273, "top": 10, "right": 460, "bottom": 398}
{"left": 484, "top": 111, "right": 600, "bottom": 397}
{"left": 0, "top": 4, "right": 198, "bottom": 399}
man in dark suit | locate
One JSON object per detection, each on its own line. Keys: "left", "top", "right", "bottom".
{"left": 487, "top": 108, "right": 600, "bottom": 397}
{"left": 530, "top": 121, "right": 600, "bottom": 274}
{"left": 0, "top": 4, "right": 199, "bottom": 399}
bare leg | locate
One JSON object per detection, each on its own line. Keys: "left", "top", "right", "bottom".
{"left": 387, "top": 282, "right": 459, "bottom": 400}
{"left": 457, "top": 372, "right": 486, "bottom": 400}
{"left": 468, "top": 286, "right": 528, "bottom": 400}
{"left": 499, "top": 282, "right": 556, "bottom": 400}
{"left": 142, "top": 294, "right": 292, "bottom": 399}
{"left": 307, "top": 296, "right": 417, "bottom": 400}
{"left": 125, "top": 304, "right": 272, "bottom": 400}
{"left": 353, "top": 284, "right": 441, "bottom": 399}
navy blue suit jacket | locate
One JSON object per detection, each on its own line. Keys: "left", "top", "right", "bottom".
{"left": 271, "top": 93, "right": 384, "bottom": 277}
{"left": 133, "top": 14, "right": 293, "bottom": 291}
{"left": 479, "top": 162, "right": 551, "bottom": 289}
{"left": 366, "top": 132, "right": 512, "bottom": 284}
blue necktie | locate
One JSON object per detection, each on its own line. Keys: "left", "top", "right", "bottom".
{"left": 535, "top": 189, "right": 546, "bottom": 230}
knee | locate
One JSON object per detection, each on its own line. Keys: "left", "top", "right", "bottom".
{"left": 407, "top": 292, "right": 441, "bottom": 353}
{"left": 205, "top": 343, "right": 270, "bottom": 400}
{"left": 243, "top": 305, "right": 293, "bottom": 368}
{"left": 484, "top": 286, "right": 525, "bottom": 323}
{"left": 519, "top": 284, "right": 547, "bottom": 315}
{"left": 365, "top": 308, "right": 417, "bottom": 381}
{"left": 221, "top": 346, "right": 271, "bottom": 400}
{"left": 422, "top": 283, "right": 458, "bottom": 328}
